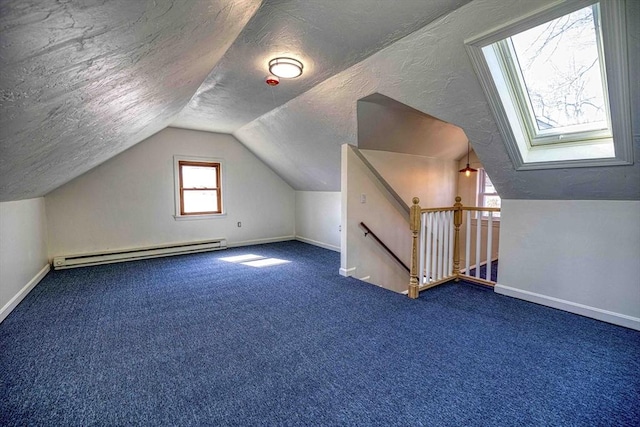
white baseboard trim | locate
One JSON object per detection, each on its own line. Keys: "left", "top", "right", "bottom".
{"left": 0, "top": 264, "right": 50, "bottom": 324}
{"left": 339, "top": 267, "right": 356, "bottom": 277}
{"left": 495, "top": 284, "right": 640, "bottom": 331}
{"left": 227, "top": 235, "right": 295, "bottom": 248}
{"left": 295, "top": 236, "right": 340, "bottom": 252}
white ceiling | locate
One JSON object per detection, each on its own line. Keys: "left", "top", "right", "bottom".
{"left": 171, "top": 0, "right": 472, "bottom": 134}
{"left": 1, "top": 0, "right": 638, "bottom": 202}
{"left": 0, "top": 0, "right": 472, "bottom": 201}
{"left": 358, "top": 93, "right": 469, "bottom": 159}
{"left": 0, "top": 0, "right": 262, "bottom": 201}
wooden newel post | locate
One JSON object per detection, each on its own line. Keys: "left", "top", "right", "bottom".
{"left": 408, "top": 197, "right": 421, "bottom": 299}
{"left": 453, "top": 196, "right": 463, "bottom": 281}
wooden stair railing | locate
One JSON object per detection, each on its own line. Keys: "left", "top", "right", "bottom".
{"left": 409, "top": 196, "right": 500, "bottom": 298}
{"left": 359, "top": 222, "right": 410, "bottom": 272}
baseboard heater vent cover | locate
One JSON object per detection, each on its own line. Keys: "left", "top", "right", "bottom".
{"left": 52, "top": 238, "right": 227, "bottom": 269}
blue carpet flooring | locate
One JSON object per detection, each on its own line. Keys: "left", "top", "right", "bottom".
{"left": 467, "top": 260, "right": 498, "bottom": 282}
{"left": 1, "top": 241, "right": 639, "bottom": 426}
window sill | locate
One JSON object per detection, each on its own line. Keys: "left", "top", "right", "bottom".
{"left": 173, "top": 213, "right": 227, "bottom": 221}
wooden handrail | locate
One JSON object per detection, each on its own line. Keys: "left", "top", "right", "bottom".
{"left": 420, "top": 206, "right": 500, "bottom": 213}
{"left": 461, "top": 207, "right": 501, "bottom": 212}
{"left": 420, "top": 207, "right": 456, "bottom": 213}
{"left": 359, "top": 222, "right": 410, "bottom": 272}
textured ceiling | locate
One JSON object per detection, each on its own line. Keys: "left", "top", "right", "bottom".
{"left": 234, "top": 0, "right": 639, "bottom": 199}
{"left": 0, "top": 0, "right": 261, "bottom": 202}
{"left": 1, "top": 0, "right": 637, "bottom": 202}
{"left": 171, "top": 0, "right": 473, "bottom": 134}
{"left": 0, "top": 0, "right": 473, "bottom": 202}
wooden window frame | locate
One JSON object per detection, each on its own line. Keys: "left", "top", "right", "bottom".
{"left": 178, "top": 160, "right": 222, "bottom": 216}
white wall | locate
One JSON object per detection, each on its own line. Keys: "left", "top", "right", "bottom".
{"left": 457, "top": 150, "right": 500, "bottom": 269}
{"left": 45, "top": 128, "right": 295, "bottom": 257}
{"left": 457, "top": 150, "right": 482, "bottom": 207}
{"left": 341, "top": 145, "right": 410, "bottom": 293}
{"left": 295, "top": 191, "right": 340, "bottom": 251}
{"left": 341, "top": 145, "right": 458, "bottom": 293}
{"left": 0, "top": 198, "right": 49, "bottom": 322}
{"left": 361, "top": 149, "right": 458, "bottom": 208}
{"left": 497, "top": 200, "right": 640, "bottom": 330}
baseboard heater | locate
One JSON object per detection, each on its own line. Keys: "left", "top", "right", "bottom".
{"left": 52, "top": 238, "right": 227, "bottom": 270}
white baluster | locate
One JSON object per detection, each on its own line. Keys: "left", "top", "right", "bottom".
{"left": 448, "top": 211, "right": 454, "bottom": 277}
{"left": 465, "top": 210, "right": 471, "bottom": 274}
{"left": 486, "top": 211, "right": 493, "bottom": 282}
{"left": 425, "top": 213, "right": 432, "bottom": 283}
{"left": 419, "top": 212, "right": 426, "bottom": 285}
{"left": 431, "top": 212, "right": 438, "bottom": 281}
{"left": 437, "top": 212, "right": 444, "bottom": 280}
{"left": 475, "top": 210, "right": 481, "bottom": 278}
{"left": 443, "top": 211, "right": 450, "bottom": 278}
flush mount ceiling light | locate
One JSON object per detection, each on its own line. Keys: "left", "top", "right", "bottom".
{"left": 459, "top": 142, "right": 478, "bottom": 177}
{"left": 268, "top": 57, "right": 303, "bottom": 79}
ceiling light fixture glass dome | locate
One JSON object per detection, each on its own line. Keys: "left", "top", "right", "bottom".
{"left": 269, "top": 57, "right": 303, "bottom": 78}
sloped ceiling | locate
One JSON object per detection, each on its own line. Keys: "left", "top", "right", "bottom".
{"left": 357, "top": 93, "right": 469, "bottom": 159}
{"left": 0, "top": 0, "right": 261, "bottom": 202}
{"left": 171, "top": 0, "right": 473, "bottom": 134}
{"left": 0, "top": 0, "right": 472, "bottom": 202}
{"left": 235, "top": 0, "right": 639, "bottom": 199}
{"left": 1, "top": 0, "right": 638, "bottom": 202}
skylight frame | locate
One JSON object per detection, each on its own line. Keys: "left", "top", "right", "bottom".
{"left": 465, "top": 0, "right": 633, "bottom": 170}
{"left": 498, "top": 3, "right": 611, "bottom": 146}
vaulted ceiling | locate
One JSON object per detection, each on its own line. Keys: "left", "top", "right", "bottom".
{"left": 0, "top": 0, "right": 471, "bottom": 202}
{"left": 1, "top": 0, "right": 638, "bottom": 202}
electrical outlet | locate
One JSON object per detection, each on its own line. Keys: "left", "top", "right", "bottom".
{"left": 360, "top": 193, "right": 366, "bottom": 203}
{"left": 237, "top": 221, "right": 242, "bottom": 227}
{"left": 338, "top": 225, "right": 341, "bottom": 232}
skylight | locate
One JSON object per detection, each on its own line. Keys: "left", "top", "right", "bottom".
{"left": 508, "top": 5, "right": 608, "bottom": 141}
{"left": 465, "top": 0, "right": 633, "bottom": 170}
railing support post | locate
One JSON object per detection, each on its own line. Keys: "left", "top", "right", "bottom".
{"left": 409, "top": 197, "right": 421, "bottom": 299}
{"left": 453, "top": 196, "right": 463, "bottom": 281}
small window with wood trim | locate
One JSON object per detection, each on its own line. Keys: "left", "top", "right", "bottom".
{"left": 478, "top": 169, "right": 501, "bottom": 218}
{"left": 178, "top": 160, "right": 222, "bottom": 215}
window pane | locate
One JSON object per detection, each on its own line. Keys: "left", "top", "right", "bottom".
{"left": 182, "top": 165, "right": 217, "bottom": 189}
{"left": 510, "top": 5, "right": 607, "bottom": 132}
{"left": 183, "top": 190, "right": 219, "bottom": 213}
{"left": 483, "top": 195, "right": 501, "bottom": 217}
{"left": 483, "top": 172, "right": 495, "bottom": 193}
{"left": 483, "top": 195, "right": 501, "bottom": 209}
